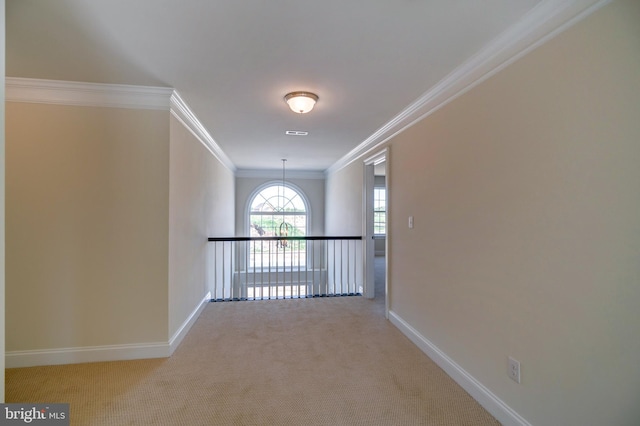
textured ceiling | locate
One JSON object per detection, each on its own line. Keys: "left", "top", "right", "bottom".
{"left": 7, "top": 0, "right": 542, "bottom": 172}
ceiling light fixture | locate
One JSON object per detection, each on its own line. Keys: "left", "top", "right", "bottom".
{"left": 284, "top": 91, "right": 318, "bottom": 114}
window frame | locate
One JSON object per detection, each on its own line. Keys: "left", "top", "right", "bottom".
{"left": 373, "top": 186, "right": 386, "bottom": 236}
{"left": 245, "top": 181, "right": 311, "bottom": 238}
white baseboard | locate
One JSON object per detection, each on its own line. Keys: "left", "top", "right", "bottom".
{"left": 5, "top": 342, "right": 170, "bottom": 368}
{"left": 388, "top": 311, "right": 531, "bottom": 426}
{"left": 6, "top": 292, "right": 211, "bottom": 368}
{"left": 169, "top": 292, "right": 211, "bottom": 355}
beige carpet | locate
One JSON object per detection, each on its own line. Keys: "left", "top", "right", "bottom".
{"left": 6, "top": 297, "right": 500, "bottom": 425}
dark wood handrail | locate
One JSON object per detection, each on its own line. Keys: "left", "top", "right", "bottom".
{"left": 208, "top": 236, "right": 362, "bottom": 242}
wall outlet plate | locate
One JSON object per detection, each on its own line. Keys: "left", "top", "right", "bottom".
{"left": 508, "top": 356, "right": 521, "bottom": 383}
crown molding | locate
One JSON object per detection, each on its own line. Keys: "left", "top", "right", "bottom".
{"left": 325, "top": 0, "right": 612, "bottom": 176}
{"left": 169, "top": 92, "right": 236, "bottom": 173}
{"left": 236, "top": 169, "right": 325, "bottom": 180}
{"left": 5, "top": 77, "right": 237, "bottom": 172}
{"left": 5, "top": 77, "right": 174, "bottom": 110}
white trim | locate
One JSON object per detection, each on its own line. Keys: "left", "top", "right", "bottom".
{"left": 4, "top": 78, "right": 237, "bottom": 173}
{"left": 169, "top": 92, "right": 236, "bottom": 173}
{"left": 363, "top": 150, "right": 388, "bottom": 167}
{"left": 388, "top": 311, "right": 531, "bottom": 426}
{"left": 169, "top": 292, "right": 211, "bottom": 355}
{"left": 5, "top": 77, "right": 173, "bottom": 110}
{"left": 6, "top": 292, "right": 211, "bottom": 368}
{"left": 5, "top": 342, "right": 170, "bottom": 368}
{"left": 245, "top": 180, "right": 311, "bottom": 237}
{"left": 325, "top": 0, "right": 611, "bottom": 176}
{"left": 363, "top": 148, "right": 388, "bottom": 302}
{"left": 236, "top": 169, "right": 325, "bottom": 179}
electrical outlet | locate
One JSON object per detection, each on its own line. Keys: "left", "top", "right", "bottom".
{"left": 408, "top": 216, "right": 414, "bottom": 229}
{"left": 508, "top": 356, "right": 521, "bottom": 383}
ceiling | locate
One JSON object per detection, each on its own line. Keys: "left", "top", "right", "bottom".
{"left": 6, "top": 0, "right": 542, "bottom": 173}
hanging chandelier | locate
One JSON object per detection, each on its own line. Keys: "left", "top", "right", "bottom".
{"left": 278, "top": 159, "right": 291, "bottom": 248}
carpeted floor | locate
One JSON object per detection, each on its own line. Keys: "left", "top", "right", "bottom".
{"left": 6, "top": 268, "right": 500, "bottom": 425}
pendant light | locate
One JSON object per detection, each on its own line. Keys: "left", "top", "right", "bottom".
{"left": 278, "top": 159, "right": 291, "bottom": 248}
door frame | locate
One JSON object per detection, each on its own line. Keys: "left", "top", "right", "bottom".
{"left": 363, "top": 148, "right": 388, "bottom": 317}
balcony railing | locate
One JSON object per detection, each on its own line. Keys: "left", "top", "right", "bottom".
{"left": 207, "top": 236, "right": 363, "bottom": 301}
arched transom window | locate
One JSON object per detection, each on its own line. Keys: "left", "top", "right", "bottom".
{"left": 248, "top": 184, "right": 308, "bottom": 270}
{"left": 249, "top": 184, "right": 307, "bottom": 237}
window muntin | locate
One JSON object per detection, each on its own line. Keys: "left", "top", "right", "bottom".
{"left": 374, "top": 187, "right": 386, "bottom": 235}
{"left": 249, "top": 185, "right": 306, "bottom": 237}
{"left": 248, "top": 184, "right": 308, "bottom": 269}
{"left": 250, "top": 186, "right": 305, "bottom": 213}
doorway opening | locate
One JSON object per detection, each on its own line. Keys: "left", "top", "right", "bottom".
{"left": 364, "top": 149, "right": 388, "bottom": 317}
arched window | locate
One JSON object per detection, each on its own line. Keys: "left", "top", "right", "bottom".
{"left": 248, "top": 183, "right": 307, "bottom": 238}
{"left": 247, "top": 183, "right": 309, "bottom": 269}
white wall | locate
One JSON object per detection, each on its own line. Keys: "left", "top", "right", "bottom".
{"left": 325, "top": 163, "right": 367, "bottom": 295}
{"left": 5, "top": 89, "right": 237, "bottom": 366}
{"left": 169, "top": 114, "right": 235, "bottom": 339}
{"left": 325, "top": 0, "right": 640, "bottom": 424}
{"left": 235, "top": 177, "right": 325, "bottom": 237}
{"left": 6, "top": 103, "right": 171, "bottom": 359}
{"left": 325, "top": 164, "right": 363, "bottom": 237}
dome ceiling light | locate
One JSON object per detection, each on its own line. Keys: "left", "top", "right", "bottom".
{"left": 284, "top": 91, "right": 318, "bottom": 114}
